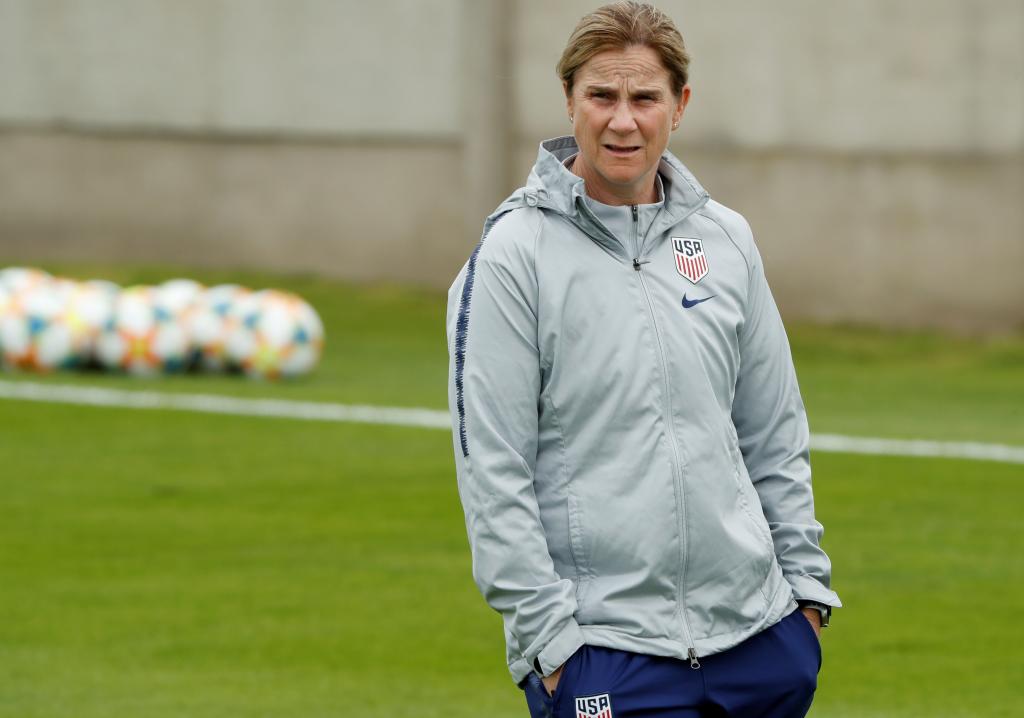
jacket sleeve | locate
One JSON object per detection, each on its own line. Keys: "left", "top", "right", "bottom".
{"left": 446, "top": 218, "right": 583, "bottom": 682}
{"left": 731, "top": 235, "right": 842, "bottom": 609}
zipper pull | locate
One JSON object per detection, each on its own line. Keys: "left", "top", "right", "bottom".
{"left": 688, "top": 647, "right": 701, "bottom": 670}
{"left": 631, "top": 206, "right": 641, "bottom": 269}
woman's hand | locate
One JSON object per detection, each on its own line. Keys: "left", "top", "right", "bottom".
{"left": 800, "top": 606, "right": 822, "bottom": 639}
{"left": 541, "top": 663, "right": 564, "bottom": 696}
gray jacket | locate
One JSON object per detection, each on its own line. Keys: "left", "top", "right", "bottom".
{"left": 446, "top": 136, "right": 840, "bottom": 684}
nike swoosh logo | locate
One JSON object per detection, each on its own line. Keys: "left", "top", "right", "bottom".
{"left": 681, "top": 294, "right": 715, "bottom": 309}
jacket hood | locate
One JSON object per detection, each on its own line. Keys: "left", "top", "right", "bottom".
{"left": 521, "top": 136, "right": 710, "bottom": 232}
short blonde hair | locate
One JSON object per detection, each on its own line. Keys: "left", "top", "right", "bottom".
{"left": 557, "top": 1, "right": 690, "bottom": 97}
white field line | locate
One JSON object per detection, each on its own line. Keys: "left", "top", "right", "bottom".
{"left": 1, "top": 380, "right": 1023, "bottom": 465}
{"left": 0, "top": 379, "right": 450, "bottom": 430}
{"left": 810, "top": 434, "right": 1024, "bottom": 465}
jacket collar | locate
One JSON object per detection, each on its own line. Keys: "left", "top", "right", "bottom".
{"left": 525, "top": 136, "right": 710, "bottom": 231}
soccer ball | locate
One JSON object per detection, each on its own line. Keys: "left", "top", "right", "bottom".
{"left": 0, "top": 279, "right": 89, "bottom": 371}
{"left": 64, "top": 280, "right": 119, "bottom": 364}
{"left": 187, "top": 284, "right": 251, "bottom": 371}
{"left": 225, "top": 289, "right": 324, "bottom": 379}
{"left": 153, "top": 279, "right": 204, "bottom": 321}
{"left": 0, "top": 285, "right": 11, "bottom": 365}
{"left": 153, "top": 278, "right": 204, "bottom": 363}
{"left": 0, "top": 266, "right": 51, "bottom": 295}
{"left": 95, "top": 286, "right": 192, "bottom": 375}
{"left": 86, "top": 279, "right": 121, "bottom": 296}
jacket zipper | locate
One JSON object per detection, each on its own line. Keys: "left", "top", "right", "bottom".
{"left": 630, "top": 205, "right": 701, "bottom": 670}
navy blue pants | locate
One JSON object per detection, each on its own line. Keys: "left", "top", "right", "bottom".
{"left": 522, "top": 609, "right": 821, "bottom": 718}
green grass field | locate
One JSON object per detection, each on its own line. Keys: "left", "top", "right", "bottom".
{"left": 1, "top": 265, "right": 1022, "bottom": 717}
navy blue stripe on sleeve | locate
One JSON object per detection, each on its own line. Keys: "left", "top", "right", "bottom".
{"left": 454, "top": 210, "right": 516, "bottom": 458}
{"left": 454, "top": 240, "right": 483, "bottom": 458}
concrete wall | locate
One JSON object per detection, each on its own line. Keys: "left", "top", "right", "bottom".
{"left": 1, "top": 0, "right": 1021, "bottom": 331}
{"left": 0, "top": 131, "right": 466, "bottom": 283}
{"left": 0, "top": 0, "right": 462, "bottom": 137}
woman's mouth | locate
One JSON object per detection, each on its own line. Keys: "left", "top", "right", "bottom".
{"left": 603, "top": 144, "right": 641, "bottom": 157}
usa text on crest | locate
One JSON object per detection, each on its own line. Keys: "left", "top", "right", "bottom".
{"left": 672, "top": 237, "right": 709, "bottom": 284}
{"left": 575, "top": 693, "right": 613, "bottom": 718}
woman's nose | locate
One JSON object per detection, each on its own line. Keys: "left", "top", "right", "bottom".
{"left": 608, "top": 100, "right": 638, "bottom": 134}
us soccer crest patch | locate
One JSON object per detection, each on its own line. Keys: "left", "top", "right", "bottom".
{"left": 672, "top": 237, "right": 709, "bottom": 284}
{"left": 575, "top": 693, "right": 613, "bottom": 718}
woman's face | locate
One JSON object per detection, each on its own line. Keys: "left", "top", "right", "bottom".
{"left": 566, "top": 45, "right": 689, "bottom": 205}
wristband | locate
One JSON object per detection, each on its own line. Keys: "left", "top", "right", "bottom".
{"left": 797, "top": 600, "right": 831, "bottom": 628}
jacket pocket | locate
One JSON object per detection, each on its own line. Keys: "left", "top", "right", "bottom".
{"left": 724, "top": 429, "right": 776, "bottom": 599}
{"left": 724, "top": 422, "right": 775, "bottom": 556}
{"left": 729, "top": 462, "right": 776, "bottom": 608}
{"left": 732, "top": 465, "right": 774, "bottom": 553}
{"left": 566, "top": 489, "right": 590, "bottom": 606}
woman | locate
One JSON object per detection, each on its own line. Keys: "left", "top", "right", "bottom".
{"left": 447, "top": 3, "right": 839, "bottom": 717}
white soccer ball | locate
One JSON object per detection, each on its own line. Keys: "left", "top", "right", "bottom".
{"left": 0, "top": 285, "right": 11, "bottom": 364}
{"left": 0, "top": 279, "right": 88, "bottom": 372}
{"left": 96, "top": 286, "right": 192, "bottom": 375}
{"left": 64, "top": 280, "right": 119, "bottom": 363}
{"left": 225, "top": 289, "right": 324, "bottom": 379}
{"left": 153, "top": 279, "right": 204, "bottom": 321}
{"left": 0, "top": 266, "right": 51, "bottom": 295}
{"left": 187, "top": 284, "right": 252, "bottom": 372}
{"left": 85, "top": 279, "right": 121, "bottom": 297}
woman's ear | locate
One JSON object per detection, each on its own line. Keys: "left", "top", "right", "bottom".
{"left": 672, "top": 84, "right": 691, "bottom": 129}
